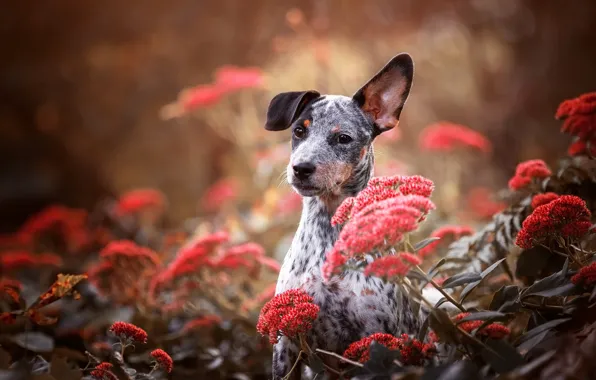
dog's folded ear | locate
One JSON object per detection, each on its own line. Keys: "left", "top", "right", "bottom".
{"left": 353, "top": 53, "right": 414, "bottom": 135}
{"left": 265, "top": 90, "right": 321, "bottom": 131}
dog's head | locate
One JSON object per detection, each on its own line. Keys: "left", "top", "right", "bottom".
{"left": 265, "top": 53, "right": 413, "bottom": 198}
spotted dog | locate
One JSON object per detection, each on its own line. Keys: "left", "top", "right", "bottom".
{"left": 265, "top": 53, "right": 420, "bottom": 379}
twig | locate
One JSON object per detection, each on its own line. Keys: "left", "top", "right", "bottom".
{"left": 414, "top": 266, "right": 467, "bottom": 312}
{"left": 283, "top": 351, "right": 305, "bottom": 380}
{"left": 315, "top": 348, "right": 364, "bottom": 368}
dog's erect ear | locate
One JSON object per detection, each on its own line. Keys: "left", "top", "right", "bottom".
{"left": 265, "top": 90, "right": 321, "bottom": 131}
{"left": 353, "top": 53, "right": 413, "bottom": 134}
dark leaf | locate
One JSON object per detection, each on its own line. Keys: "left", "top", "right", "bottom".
{"left": 589, "top": 285, "right": 596, "bottom": 303}
{"left": 421, "top": 361, "right": 481, "bottom": 380}
{"left": 434, "top": 297, "right": 449, "bottom": 308}
{"left": 362, "top": 341, "right": 400, "bottom": 374}
{"left": 521, "top": 261, "right": 570, "bottom": 299}
{"left": 516, "top": 329, "right": 550, "bottom": 354}
{"left": 417, "top": 314, "right": 430, "bottom": 342}
{"left": 514, "top": 318, "right": 570, "bottom": 348}
{"left": 459, "top": 258, "right": 506, "bottom": 303}
{"left": 528, "top": 283, "right": 576, "bottom": 298}
{"left": 455, "top": 311, "right": 508, "bottom": 324}
{"left": 479, "top": 339, "right": 525, "bottom": 373}
{"left": 10, "top": 333, "right": 54, "bottom": 353}
{"left": 414, "top": 237, "right": 441, "bottom": 252}
{"left": 442, "top": 273, "right": 483, "bottom": 289}
{"left": 509, "top": 350, "right": 556, "bottom": 376}
{"left": 489, "top": 285, "right": 521, "bottom": 313}
{"left": 305, "top": 353, "right": 325, "bottom": 375}
{"left": 0, "top": 349, "right": 10, "bottom": 370}
{"left": 427, "top": 258, "right": 446, "bottom": 278}
{"left": 429, "top": 309, "right": 460, "bottom": 344}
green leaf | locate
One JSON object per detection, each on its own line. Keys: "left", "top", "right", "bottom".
{"left": 459, "top": 258, "right": 506, "bottom": 303}
{"left": 414, "top": 237, "right": 441, "bottom": 252}
{"left": 455, "top": 311, "right": 508, "bottom": 324}
{"left": 442, "top": 273, "right": 482, "bottom": 289}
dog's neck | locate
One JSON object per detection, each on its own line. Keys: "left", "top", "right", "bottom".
{"left": 279, "top": 150, "right": 374, "bottom": 283}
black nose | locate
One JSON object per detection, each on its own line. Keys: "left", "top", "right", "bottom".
{"left": 293, "top": 163, "right": 316, "bottom": 180}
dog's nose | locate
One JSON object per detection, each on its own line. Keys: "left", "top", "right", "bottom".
{"left": 293, "top": 163, "right": 316, "bottom": 180}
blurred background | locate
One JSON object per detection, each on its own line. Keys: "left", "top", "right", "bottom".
{"left": 1, "top": 0, "right": 596, "bottom": 231}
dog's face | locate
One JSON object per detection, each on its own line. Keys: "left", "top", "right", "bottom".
{"left": 265, "top": 53, "right": 414, "bottom": 198}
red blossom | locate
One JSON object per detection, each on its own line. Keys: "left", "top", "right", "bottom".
{"left": 256, "top": 289, "right": 319, "bottom": 344}
{"left": 453, "top": 313, "right": 511, "bottom": 339}
{"left": 90, "top": 362, "right": 116, "bottom": 380}
{"left": 18, "top": 205, "right": 90, "bottom": 252}
{"left": 364, "top": 253, "right": 421, "bottom": 280}
{"left": 418, "top": 225, "right": 474, "bottom": 257}
{"left": 568, "top": 138, "right": 596, "bottom": 157}
{"left": 181, "top": 84, "right": 226, "bottom": 110}
{"left": 109, "top": 321, "right": 148, "bottom": 344}
{"left": 100, "top": 240, "right": 161, "bottom": 267}
{"left": 321, "top": 248, "right": 348, "bottom": 281}
{"left": 508, "top": 159, "right": 552, "bottom": 191}
{"left": 398, "top": 175, "right": 435, "bottom": 198}
{"left": 276, "top": 191, "right": 303, "bottom": 215}
{"left": 150, "top": 349, "right": 173, "bottom": 373}
{"left": 200, "top": 178, "right": 238, "bottom": 212}
{"left": 556, "top": 92, "right": 596, "bottom": 120}
{"left": 214, "top": 65, "right": 264, "bottom": 90}
{"left": 571, "top": 262, "right": 596, "bottom": 287}
{"left": 418, "top": 122, "right": 492, "bottom": 153}
{"left": 115, "top": 188, "right": 165, "bottom": 217}
{"left": 516, "top": 195, "right": 592, "bottom": 249}
{"left": 531, "top": 192, "right": 559, "bottom": 209}
{"left": 343, "top": 333, "right": 435, "bottom": 364}
{"left": 183, "top": 315, "right": 223, "bottom": 331}
{"left": 465, "top": 187, "right": 507, "bottom": 219}
{"left": 0, "top": 251, "right": 63, "bottom": 270}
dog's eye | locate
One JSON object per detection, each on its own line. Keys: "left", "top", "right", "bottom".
{"left": 293, "top": 127, "right": 306, "bottom": 139}
{"left": 338, "top": 134, "right": 353, "bottom": 144}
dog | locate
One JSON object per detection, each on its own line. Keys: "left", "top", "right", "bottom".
{"left": 264, "top": 53, "right": 420, "bottom": 379}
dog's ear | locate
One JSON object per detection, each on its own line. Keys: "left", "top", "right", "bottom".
{"left": 265, "top": 90, "right": 321, "bottom": 131}
{"left": 353, "top": 53, "right": 413, "bottom": 134}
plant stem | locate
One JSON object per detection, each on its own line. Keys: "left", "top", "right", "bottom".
{"left": 283, "top": 351, "right": 304, "bottom": 380}
{"left": 315, "top": 349, "right": 364, "bottom": 368}
{"left": 414, "top": 266, "right": 467, "bottom": 312}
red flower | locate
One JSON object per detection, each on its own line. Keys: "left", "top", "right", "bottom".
{"left": 200, "top": 178, "right": 238, "bottom": 212}
{"left": 531, "top": 192, "right": 559, "bottom": 209}
{"left": 90, "top": 362, "right": 116, "bottom": 380}
{"left": 571, "top": 262, "right": 596, "bottom": 286}
{"left": 183, "top": 315, "right": 222, "bottom": 331}
{"left": 418, "top": 122, "right": 492, "bottom": 153}
{"left": 454, "top": 313, "right": 511, "bottom": 339}
{"left": 181, "top": 84, "right": 226, "bottom": 110}
{"left": 256, "top": 289, "right": 320, "bottom": 344}
{"left": 343, "top": 333, "right": 435, "bottom": 364}
{"left": 276, "top": 191, "right": 303, "bottom": 215}
{"left": 150, "top": 349, "right": 173, "bottom": 373}
{"left": 508, "top": 159, "right": 552, "bottom": 191}
{"left": 465, "top": 187, "right": 506, "bottom": 219}
{"left": 0, "top": 251, "right": 62, "bottom": 270}
{"left": 214, "top": 65, "right": 264, "bottom": 90}
{"left": 515, "top": 195, "right": 592, "bottom": 249}
{"left": 568, "top": 138, "right": 596, "bottom": 157}
{"left": 115, "top": 188, "right": 165, "bottom": 217}
{"left": 364, "top": 253, "right": 421, "bottom": 280}
{"left": 418, "top": 225, "right": 474, "bottom": 257}
{"left": 18, "top": 205, "right": 90, "bottom": 252}
{"left": 556, "top": 92, "right": 596, "bottom": 120}
{"left": 100, "top": 240, "right": 161, "bottom": 267}
{"left": 109, "top": 321, "right": 148, "bottom": 344}
{"left": 398, "top": 175, "right": 435, "bottom": 198}
{"left": 321, "top": 248, "right": 348, "bottom": 281}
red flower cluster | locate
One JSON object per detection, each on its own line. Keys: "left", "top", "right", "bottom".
{"left": 109, "top": 321, "right": 148, "bottom": 344}
{"left": 321, "top": 248, "right": 348, "bottom": 282}
{"left": 343, "top": 333, "right": 435, "bottom": 364}
{"left": 418, "top": 122, "right": 492, "bottom": 153}
{"left": 571, "top": 262, "right": 596, "bottom": 287}
{"left": 200, "top": 178, "right": 238, "bottom": 212}
{"left": 17, "top": 205, "right": 90, "bottom": 252}
{"left": 150, "top": 349, "right": 173, "bottom": 373}
{"left": 364, "top": 252, "right": 422, "bottom": 280}
{"left": 256, "top": 289, "right": 320, "bottom": 344}
{"left": 556, "top": 92, "right": 596, "bottom": 156}
{"left": 100, "top": 240, "right": 161, "bottom": 267}
{"left": 183, "top": 315, "right": 223, "bottom": 331}
{"left": 516, "top": 195, "right": 592, "bottom": 249}
{"left": 531, "top": 192, "right": 559, "bottom": 209}
{"left": 330, "top": 176, "right": 434, "bottom": 258}
{"left": 418, "top": 225, "right": 475, "bottom": 257}
{"left": 115, "top": 188, "right": 165, "bottom": 217}
{"left": 90, "top": 362, "right": 116, "bottom": 380}
{"left": 508, "top": 159, "right": 552, "bottom": 191}
{"left": 0, "top": 251, "right": 62, "bottom": 270}
{"left": 465, "top": 187, "right": 506, "bottom": 219}
{"left": 214, "top": 242, "right": 279, "bottom": 277}
{"left": 453, "top": 313, "right": 511, "bottom": 339}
